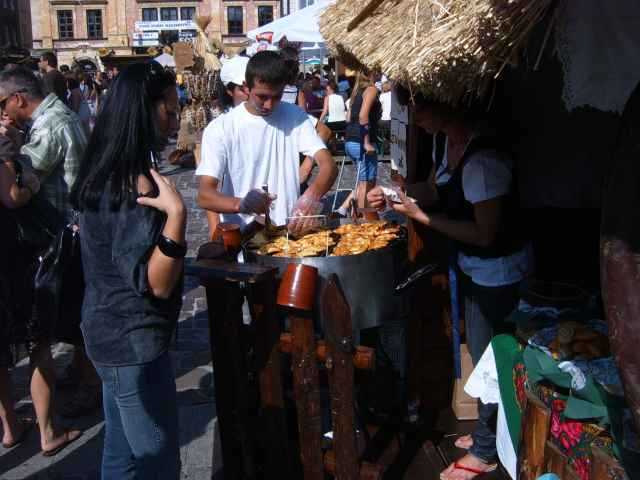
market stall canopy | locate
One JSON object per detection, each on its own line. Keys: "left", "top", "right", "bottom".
{"left": 247, "top": 0, "right": 336, "bottom": 44}
{"left": 320, "top": 0, "right": 555, "bottom": 105}
{"left": 155, "top": 52, "right": 176, "bottom": 68}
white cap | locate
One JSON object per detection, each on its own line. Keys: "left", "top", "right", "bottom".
{"left": 220, "top": 56, "right": 249, "bottom": 87}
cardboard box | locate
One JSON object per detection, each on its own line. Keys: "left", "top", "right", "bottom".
{"left": 452, "top": 343, "right": 479, "bottom": 420}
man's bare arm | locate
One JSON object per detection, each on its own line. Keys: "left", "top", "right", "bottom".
{"left": 305, "top": 148, "right": 337, "bottom": 199}
{"left": 197, "top": 176, "right": 241, "bottom": 213}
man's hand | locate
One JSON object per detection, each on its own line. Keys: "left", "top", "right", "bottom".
{"left": 288, "top": 191, "right": 323, "bottom": 236}
{"left": 0, "top": 125, "right": 24, "bottom": 148}
{"left": 239, "top": 188, "right": 276, "bottom": 215}
{"left": 367, "top": 186, "right": 387, "bottom": 211}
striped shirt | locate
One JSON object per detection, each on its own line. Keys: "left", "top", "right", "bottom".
{"left": 21, "top": 93, "right": 88, "bottom": 219}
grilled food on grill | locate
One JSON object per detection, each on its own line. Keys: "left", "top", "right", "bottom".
{"left": 256, "top": 221, "right": 401, "bottom": 258}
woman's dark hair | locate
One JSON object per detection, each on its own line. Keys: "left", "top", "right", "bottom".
{"left": 217, "top": 75, "right": 235, "bottom": 109}
{"left": 71, "top": 61, "right": 176, "bottom": 211}
{"left": 326, "top": 80, "right": 338, "bottom": 93}
{"left": 279, "top": 46, "right": 300, "bottom": 85}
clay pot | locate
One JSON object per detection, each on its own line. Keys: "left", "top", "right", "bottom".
{"left": 216, "top": 222, "right": 241, "bottom": 253}
{"left": 277, "top": 263, "right": 318, "bottom": 311}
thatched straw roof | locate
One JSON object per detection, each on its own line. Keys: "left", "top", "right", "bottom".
{"left": 320, "top": 0, "right": 555, "bottom": 105}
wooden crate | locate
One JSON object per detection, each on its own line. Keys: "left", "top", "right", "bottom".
{"left": 518, "top": 390, "right": 551, "bottom": 480}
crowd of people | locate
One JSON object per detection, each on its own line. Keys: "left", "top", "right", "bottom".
{"left": 0, "top": 43, "right": 526, "bottom": 480}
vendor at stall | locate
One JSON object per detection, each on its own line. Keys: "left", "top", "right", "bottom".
{"left": 368, "top": 92, "right": 531, "bottom": 480}
{"left": 197, "top": 51, "right": 337, "bottom": 235}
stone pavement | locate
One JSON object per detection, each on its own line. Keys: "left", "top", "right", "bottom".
{"left": 0, "top": 155, "right": 392, "bottom": 480}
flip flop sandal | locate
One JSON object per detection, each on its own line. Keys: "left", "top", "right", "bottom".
{"left": 41, "top": 430, "right": 83, "bottom": 457}
{"left": 2, "top": 420, "right": 34, "bottom": 449}
{"left": 451, "top": 462, "right": 498, "bottom": 476}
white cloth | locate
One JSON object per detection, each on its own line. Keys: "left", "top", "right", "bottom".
{"left": 220, "top": 56, "right": 249, "bottom": 87}
{"left": 326, "top": 94, "right": 346, "bottom": 123}
{"left": 554, "top": 0, "right": 640, "bottom": 114}
{"left": 196, "top": 102, "right": 326, "bottom": 228}
{"left": 464, "top": 344, "right": 517, "bottom": 479}
{"left": 380, "top": 91, "right": 392, "bottom": 121}
{"left": 434, "top": 140, "right": 531, "bottom": 287}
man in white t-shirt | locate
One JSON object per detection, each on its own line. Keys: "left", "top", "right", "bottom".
{"left": 197, "top": 51, "right": 337, "bottom": 234}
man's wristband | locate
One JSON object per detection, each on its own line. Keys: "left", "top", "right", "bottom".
{"left": 157, "top": 235, "right": 187, "bottom": 258}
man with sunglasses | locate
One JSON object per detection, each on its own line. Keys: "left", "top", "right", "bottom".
{"left": 0, "top": 67, "right": 96, "bottom": 422}
{"left": 0, "top": 67, "right": 87, "bottom": 218}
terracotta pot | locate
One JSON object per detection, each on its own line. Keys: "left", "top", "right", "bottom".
{"left": 216, "top": 222, "right": 241, "bottom": 253}
{"left": 277, "top": 263, "right": 318, "bottom": 311}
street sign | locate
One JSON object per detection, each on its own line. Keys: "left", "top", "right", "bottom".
{"left": 134, "top": 20, "right": 196, "bottom": 31}
{"left": 132, "top": 31, "right": 159, "bottom": 40}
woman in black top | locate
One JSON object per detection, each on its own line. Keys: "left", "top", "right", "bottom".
{"left": 71, "top": 61, "right": 185, "bottom": 479}
{"left": 344, "top": 69, "right": 382, "bottom": 208}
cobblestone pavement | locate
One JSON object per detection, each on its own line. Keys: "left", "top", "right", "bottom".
{"left": 0, "top": 155, "right": 392, "bottom": 480}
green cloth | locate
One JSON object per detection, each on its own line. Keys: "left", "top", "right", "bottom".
{"left": 21, "top": 94, "right": 88, "bottom": 216}
{"left": 492, "top": 334, "right": 524, "bottom": 451}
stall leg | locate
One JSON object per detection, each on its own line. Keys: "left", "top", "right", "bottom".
{"left": 204, "top": 280, "right": 255, "bottom": 479}
{"left": 290, "top": 314, "right": 324, "bottom": 480}
{"left": 248, "top": 278, "right": 295, "bottom": 479}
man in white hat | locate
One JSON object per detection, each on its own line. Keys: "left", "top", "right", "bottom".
{"left": 197, "top": 51, "right": 337, "bottom": 236}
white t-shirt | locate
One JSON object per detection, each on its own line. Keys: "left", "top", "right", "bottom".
{"left": 196, "top": 102, "right": 326, "bottom": 228}
{"left": 380, "top": 91, "right": 392, "bottom": 121}
{"left": 434, "top": 139, "right": 532, "bottom": 287}
{"left": 326, "top": 94, "right": 346, "bottom": 123}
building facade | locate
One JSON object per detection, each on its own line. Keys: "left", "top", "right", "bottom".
{"left": 210, "top": 0, "right": 279, "bottom": 47}
{"left": 1, "top": 0, "right": 32, "bottom": 49}
{"left": 30, "top": 0, "right": 279, "bottom": 69}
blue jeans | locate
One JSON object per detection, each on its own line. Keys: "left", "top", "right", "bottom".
{"left": 345, "top": 141, "right": 378, "bottom": 182}
{"left": 94, "top": 352, "right": 180, "bottom": 480}
{"left": 461, "top": 274, "right": 520, "bottom": 463}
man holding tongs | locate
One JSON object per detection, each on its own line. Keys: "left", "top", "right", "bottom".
{"left": 197, "top": 51, "right": 337, "bottom": 237}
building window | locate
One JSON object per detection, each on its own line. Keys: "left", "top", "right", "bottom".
{"left": 160, "top": 7, "right": 178, "bottom": 21}
{"left": 57, "top": 10, "right": 73, "bottom": 39}
{"left": 180, "top": 7, "right": 196, "bottom": 20}
{"left": 142, "top": 8, "right": 158, "bottom": 21}
{"left": 87, "top": 10, "right": 103, "bottom": 39}
{"left": 257, "top": 6, "right": 273, "bottom": 27}
{"left": 227, "top": 6, "right": 243, "bottom": 35}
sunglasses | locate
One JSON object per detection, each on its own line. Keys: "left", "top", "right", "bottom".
{"left": 0, "top": 89, "right": 26, "bottom": 110}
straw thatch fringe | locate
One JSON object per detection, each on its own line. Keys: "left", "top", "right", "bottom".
{"left": 320, "top": 0, "right": 557, "bottom": 105}
{"left": 192, "top": 16, "right": 222, "bottom": 72}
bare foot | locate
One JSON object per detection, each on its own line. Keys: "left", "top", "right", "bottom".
{"left": 454, "top": 434, "right": 473, "bottom": 450}
{"left": 2, "top": 420, "right": 32, "bottom": 448}
{"left": 440, "top": 453, "right": 497, "bottom": 480}
{"left": 41, "top": 429, "right": 83, "bottom": 456}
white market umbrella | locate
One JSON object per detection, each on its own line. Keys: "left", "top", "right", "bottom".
{"left": 155, "top": 52, "right": 176, "bottom": 68}
{"left": 247, "top": 0, "right": 335, "bottom": 44}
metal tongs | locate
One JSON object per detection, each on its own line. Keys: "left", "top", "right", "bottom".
{"left": 262, "top": 184, "right": 280, "bottom": 236}
{"left": 395, "top": 264, "right": 438, "bottom": 293}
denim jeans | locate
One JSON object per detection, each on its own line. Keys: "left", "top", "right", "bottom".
{"left": 345, "top": 141, "right": 378, "bottom": 182}
{"left": 461, "top": 274, "right": 520, "bottom": 463}
{"left": 94, "top": 351, "right": 180, "bottom": 480}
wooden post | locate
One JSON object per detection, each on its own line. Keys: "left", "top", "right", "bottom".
{"left": 518, "top": 390, "right": 551, "bottom": 480}
{"left": 247, "top": 277, "right": 296, "bottom": 479}
{"left": 204, "top": 279, "right": 254, "bottom": 478}
{"left": 290, "top": 314, "right": 324, "bottom": 480}
{"left": 322, "top": 275, "right": 359, "bottom": 480}
{"left": 191, "top": 255, "right": 284, "bottom": 479}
